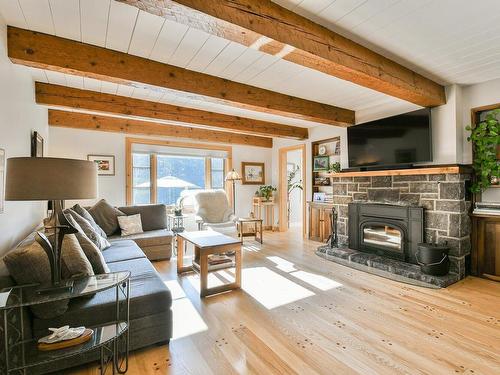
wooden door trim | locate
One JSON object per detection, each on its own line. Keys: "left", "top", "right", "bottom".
{"left": 126, "top": 137, "right": 232, "bottom": 205}
{"left": 278, "top": 144, "right": 306, "bottom": 236}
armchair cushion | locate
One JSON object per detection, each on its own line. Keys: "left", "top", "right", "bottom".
{"left": 193, "top": 190, "right": 234, "bottom": 224}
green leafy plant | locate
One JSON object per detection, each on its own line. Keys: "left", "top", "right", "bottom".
{"left": 287, "top": 165, "right": 303, "bottom": 197}
{"left": 329, "top": 161, "right": 341, "bottom": 173}
{"left": 466, "top": 109, "right": 500, "bottom": 193}
{"left": 257, "top": 185, "right": 277, "bottom": 201}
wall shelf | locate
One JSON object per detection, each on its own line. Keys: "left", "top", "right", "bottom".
{"left": 327, "top": 165, "right": 472, "bottom": 178}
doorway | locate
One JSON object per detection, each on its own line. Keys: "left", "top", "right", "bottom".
{"left": 279, "top": 144, "right": 306, "bottom": 235}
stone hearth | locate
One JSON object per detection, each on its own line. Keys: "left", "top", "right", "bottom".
{"left": 327, "top": 171, "right": 472, "bottom": 280}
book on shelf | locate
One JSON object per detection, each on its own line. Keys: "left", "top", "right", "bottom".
{"left": 192, "top": 254, "right": 235, "bottom": 271}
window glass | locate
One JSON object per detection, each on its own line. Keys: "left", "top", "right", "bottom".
{"left": 132, "top": 153, "right": 151, "bottom": 204}
{"left": 210, "top": 157, "right": 225, "bottom": 189}
{"left": 156, "top": 154, "right": 206, "bottom": 205}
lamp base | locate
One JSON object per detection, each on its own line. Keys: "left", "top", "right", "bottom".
{"left": 37, "top": 279, "right": 74, "bottom": 295}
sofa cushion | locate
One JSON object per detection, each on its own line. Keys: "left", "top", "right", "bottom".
{"left": 74, "top": 233, "right": 110, "bottom": 275}
{"left": 109, "top": 229, "right": 173, "bottom": 247}
{"left": 88, "top": 199, "right": 125, "bottom": 236}
{"left": 65, "top": 209, "right": 110, "bottom": 250}
{"left": 3, "top": 239, "right": 69, "bottom": 319}
{"left": 72, "top": 204, "right": 107, "bottom": 239}
{"left": 61, "top": 234, "right": 94, "bottom": 279}
{"left": 118, "top": 214, "right": 144, "bottom": 236}
{"left": 32, "top": 258, "right": 172, "bottom": 338}
{"left": 102, "top": 240, "right": 146, "bottom": 264}
{"left": 118, "top": 204, "right": 167, "bottom": 231}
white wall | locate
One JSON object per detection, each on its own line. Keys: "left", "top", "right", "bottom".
{"left": 287, "top": 148, "right": 303, "bottom": 225}
{"left": 49, "top": 127, "right": 272, "bottom": 215}
{"left": 0, "top": 16, "right": 48, "bottom": 259}
{"left": 461, "top": 77, "right": 500, "bottom": 202}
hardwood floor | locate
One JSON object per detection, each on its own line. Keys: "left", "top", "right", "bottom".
{"left": 68, "top": 231, "right": 500, "bottom": 375}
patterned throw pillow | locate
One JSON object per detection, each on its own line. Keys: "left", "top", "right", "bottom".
{"left": 65, "top": 209, "right": 111, "bottom": 250}
{"left": 118, "top": 214, "right": 144, "bottom": 236}
{"left": 72, "top": 204, "right": 108, "bottom": 239}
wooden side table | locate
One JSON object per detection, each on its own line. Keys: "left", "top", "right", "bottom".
{"left": 237, "top": 218, "right": 263, "bottom": 244}
{"left": 252, "top": 197, "right": 276, "bottom": 231}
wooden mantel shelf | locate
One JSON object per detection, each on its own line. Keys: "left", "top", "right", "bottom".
{"left": 327, "top": 165, "right": 472, "bottom": 178}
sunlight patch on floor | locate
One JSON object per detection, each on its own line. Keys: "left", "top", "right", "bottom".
{"left": 242, "top": 267, "right": 314, "bottom": 309}
{"left": 289, "top": 270, "right": 343, "bottom": 291}
{"left": 266, "top": 256, "right": 297, "bottom": 272}
{"left": 186, "top": 271, "right": 235, "bottom": 293}
{"left": 164, "top": 279, "right": 208, "bottom": 340}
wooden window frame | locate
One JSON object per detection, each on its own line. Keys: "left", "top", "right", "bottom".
{"left": 126, "top": 137, "right": 232, "bottom": 206}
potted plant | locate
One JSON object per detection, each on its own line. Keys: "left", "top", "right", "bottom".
{"left": 257, "top": 185, "right": 277, "bottom": 201}
{"left": 466, "top": 109, "right": 500, "bottom": 193}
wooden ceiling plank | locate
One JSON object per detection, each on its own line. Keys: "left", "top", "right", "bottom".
{"left": 36, "top": 82, "right": 308, "bottom": 139}
{"left": 117, "top": 0, "right": 446, "bottom": 107}
{"left": 8, "top": 26, "right": 354, "bottom": 126}
{"left": 48, "top": 109, "right": 273, "bottom": 148}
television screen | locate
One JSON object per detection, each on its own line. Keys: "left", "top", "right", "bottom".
{"left": 347, "top": 108, "right": 432, "bottom": 168}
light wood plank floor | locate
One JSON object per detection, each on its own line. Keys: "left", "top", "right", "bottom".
{"left": 68, "top": 231, "right": 499, "bottom": 375}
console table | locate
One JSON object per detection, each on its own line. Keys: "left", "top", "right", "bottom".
{"left": 0, "top": 272, "right": 130, "bottom": 374}
{"left": 252, "top": 197, "right": 276, "bottom": 231}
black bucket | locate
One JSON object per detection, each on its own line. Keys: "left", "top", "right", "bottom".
{"left": 416, "top": 243, "right": 450, "bottom": 276}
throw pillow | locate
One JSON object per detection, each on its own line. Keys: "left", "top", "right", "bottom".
{"left": 72, "top": 204, "right": 107, "bottom": 239}
{"left": 61, "top": 234, "right": 94, "bottom": 279}
{"left": 74, "top": 233, "right": 110, "bottom": 275}
{"left": 88, "top": 199, "right": 125, "bottom": 236}
{"left": 65, "top": 209, "right": 111, "bottom": 250}
{"left": 4, "top": 238, "right": 69, "bottom": 319}
{"left": 118, "top": 214, "right": 144, "bottom": 236}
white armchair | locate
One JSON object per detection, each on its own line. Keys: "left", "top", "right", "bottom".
{"left": 193, "top": 189, "right": 237, "bottom": 236}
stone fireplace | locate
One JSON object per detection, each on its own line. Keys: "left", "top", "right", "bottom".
{"left": 316, "top": 168, "right": 472, "bottom": 286}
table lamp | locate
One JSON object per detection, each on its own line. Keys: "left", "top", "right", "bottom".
{"left": 5, "top": 157, "right": 98, "bottom": 292}
{"left": 225, "top": 169, "right": 241, "bottom": 215}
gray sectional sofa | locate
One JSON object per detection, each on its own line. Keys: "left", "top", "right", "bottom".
{"left": 0, "top": 204, "right": 175, "bottom": 374}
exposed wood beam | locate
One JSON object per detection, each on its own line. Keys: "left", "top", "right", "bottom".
{"left": 119, "top": 0, "right": 446, "bottom": 107}
{"left": 36, "top": 83, "right": 308, "bottom": 139}
{"left": 8, "top": 26, "right": 353, "bottom": 126}
{"left": 48, "top": 110, "right": 273, "bottom": 148}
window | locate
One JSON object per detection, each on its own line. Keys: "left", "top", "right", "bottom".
{"left": 132, "top": 153, "right": 151, "bottom": 205}
{"left": 156, "top": 154, "right": 206, "bottom": 205}
{"left": 129, "top": 142, "right": 230, "bottom": 206}
{"left": 210, "top": 158, "right": 225, "bottom": 189}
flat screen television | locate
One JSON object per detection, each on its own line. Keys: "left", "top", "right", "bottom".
{"left": 347, "top": 108, "right": 432, "bottom": 169}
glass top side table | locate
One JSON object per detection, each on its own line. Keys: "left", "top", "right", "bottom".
{"left": 0, "top": 271, "right": 130, "bottom": 374}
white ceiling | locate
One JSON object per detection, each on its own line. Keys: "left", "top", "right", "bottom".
{"left": 274, "top": 0, "right": 500, "bottom": 86}
{"left": 1, "top": 0, "right": 498, "bottom": 129}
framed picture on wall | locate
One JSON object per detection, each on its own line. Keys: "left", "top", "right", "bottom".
{"left": 313, "top": 156, "right": 330, "bottom": 172}
{"left": 31, "top": 131, "right": 44, "bottom": 157}
{"left": 88, "top": 155, "right": 115, "bottom": 176}
{"left": 242, "top": 162, "right": 265, "bottom": 185}
{"left": 0, "top": 148, "right": 5, "bottom": 213}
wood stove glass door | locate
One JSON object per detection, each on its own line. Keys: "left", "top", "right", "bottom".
{"left": 362, "top": 223, "right": 403, "bottom": 252}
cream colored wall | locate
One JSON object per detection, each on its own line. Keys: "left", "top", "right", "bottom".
{"left": 0, "top": 16, "right": 48, "bottom": 261}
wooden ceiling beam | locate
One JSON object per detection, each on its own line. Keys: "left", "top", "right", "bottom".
{"left": 48, "top": 110, "right": 273, "bottom": 148}
{"left": 119, "top": 0, "right": 446, "bottom": 107}
{"left": 8, "top": 26, "right": 353, "bottom": 126}
{"left": 36, "top": 83, "right": 308, "bottom": 140}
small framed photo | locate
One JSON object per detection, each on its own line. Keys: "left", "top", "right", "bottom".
{"left": 31, "top": 131, "right": 44, "bottom": 157}
{"left": 88, "top": 155, "right": 115, "bottom": 176}
{"left": 0, "top": 148, "right": 5, "bottom": 214}
{"left": 242, "top": 162, "right": 265, "bottom": 185}
{"left": 313, "top": 192, "right": 326, "bottom": 202}
{"left": 313, "top": 156, "right": 329, "bottom": 172}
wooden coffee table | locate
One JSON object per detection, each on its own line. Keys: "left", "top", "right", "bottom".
{"left": 176, "top": 231, "right": 242, "bottom": 298}
{"left": 237, "top": 218, "right": 263, "bottom": 244}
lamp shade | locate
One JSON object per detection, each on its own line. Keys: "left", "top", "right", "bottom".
{"left": 225, "top": 169, "right": 241, "bottom": 181}
{"left": 5, "top": 157, "right": 98, "bottom": 201}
